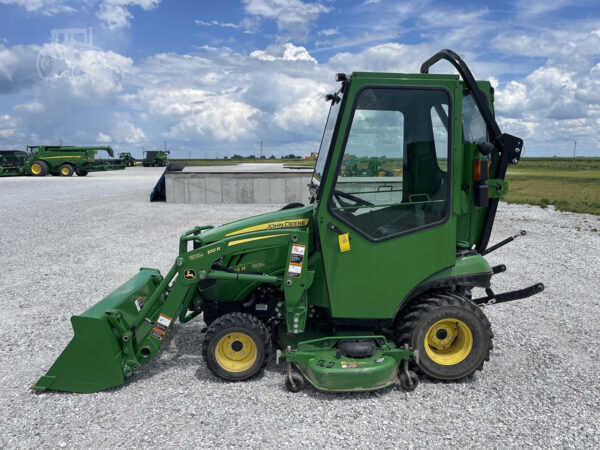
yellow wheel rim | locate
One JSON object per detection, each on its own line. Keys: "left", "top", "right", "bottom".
{"left": 31, "top": 163, "right": 42, "bottom": 175}
{"left": 425, "top": 318, "right": 473, "bottom": 365}
{"left": 61, "top": 167, "right": 69, "bottom": 176}
{"left": 214, "top": 332, "right": 258, "bottom": 372}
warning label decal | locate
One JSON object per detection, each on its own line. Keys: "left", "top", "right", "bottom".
{"left": 151, "top": 314, "right": 173, "bottom": 341}
{"left": 341, "top": 362, "right": 360, "bottom": 369}
{"left": 288, "top": 263, "right": 302, "bottom": 278}
{"left": 134, "top": 296, "right": 144, "bottom": 312}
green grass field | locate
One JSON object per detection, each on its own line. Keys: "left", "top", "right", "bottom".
{"left": 172, "top": 157, "right": 600, "bottom": 216}
{"left": 505, "top": 158, "right": 600, "bottom": 215}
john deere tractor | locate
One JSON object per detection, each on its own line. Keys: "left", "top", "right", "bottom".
{"left": 119, "top": 152, "right": 137, "bottom": 167}
{"left": 34, "top": 50, "right": 544, "bottom": 394}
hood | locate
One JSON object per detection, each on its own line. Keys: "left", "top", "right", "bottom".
{"left": 199, "top": 204, "right": 314, "bottom": 244}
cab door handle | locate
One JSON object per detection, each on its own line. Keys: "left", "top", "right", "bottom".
{"left": 327, "top": 222, "right": 345, "bottom": 235}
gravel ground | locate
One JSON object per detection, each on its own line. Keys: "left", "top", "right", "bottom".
{"left": 1, "top": 168, "right": 599, "bottom": 449}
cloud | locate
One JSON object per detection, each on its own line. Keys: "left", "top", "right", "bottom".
{"left": 102, "top": 112, "right": 146, "bottom": 144}
{"left": 14, "top": 99, "right": 45, "bottom": 113}
{"left": 96, "top": 0, "right": 160, "bottom": 30}
{"left": 0, "top": 44, "right": 41, "bottom": 94}
{"left": 242, "top": 0, "right": 330, "bottom": 41}
{"left": 0, "top": 114, "right": 18, "bottom": 138}
{"left": 317, "top": 28, "right": 338, "bottom": 37}
{"left": 97, "top": 131, "right": 112, "bottom": 142}
{"left": 250, "top": 43, "right": 317, "bottom": 63}
{"left": 0, "top": 0, "right": 76, "bottom": 14}
{"left": 195, "top": 19, "right": 240, "bottom": 28}
{"left": 515, "top": 0, "right": 570, "bottom": 16}
{"left": 328, "top": 42, "right": 434, "bottom": 73}
{"left": 166, "top": 97, "right": 258, "bottom": 142}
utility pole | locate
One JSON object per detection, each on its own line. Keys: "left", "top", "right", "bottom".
{"left": 260, "top": 140, "right": 263, "bottom": 158}
{"left": 573, "top": 140, "right": 577, "bottom": 159}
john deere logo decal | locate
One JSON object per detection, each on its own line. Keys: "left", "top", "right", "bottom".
{"left": 184, "top": 269, "right": 196, "bottom": 280}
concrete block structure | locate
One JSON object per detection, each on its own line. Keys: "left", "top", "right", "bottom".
{"left": 165, "top": 163, "right": 313, "bottom": 204}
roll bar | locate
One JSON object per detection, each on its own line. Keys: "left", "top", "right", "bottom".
{"left": 421, "top": 49, "right": 524, "bottom": 253}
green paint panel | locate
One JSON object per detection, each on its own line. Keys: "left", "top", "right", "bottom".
{"left": 32, "top": 269, "right": 162, "bottom": 393}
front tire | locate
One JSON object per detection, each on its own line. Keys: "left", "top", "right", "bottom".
{"left": 202, "top": 312, "right": 271, "bottom": 381}
{"left": 30, "top": 160, "right": 49, "bottom": 176}
{"left": 395, "top": 291, "right": 493, "bottom": 380}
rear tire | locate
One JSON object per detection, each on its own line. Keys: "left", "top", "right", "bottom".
{"left": 30, "top": 160, "right": 48, "bottom": 176}
{"left": 76, "top": 168, "right": 89, "bottom": 176}
{"left": 394, "top": 291, "right": 493, "bottom": 380}
{"left": 59, "top": 163, "right": 74, "bottom": 177}
{"left": 202, "top": 312, "right": 271, "bottom": 381}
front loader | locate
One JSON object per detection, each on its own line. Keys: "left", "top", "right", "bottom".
{"left": 33, "top": 50, "right": 544, "bottom": 394}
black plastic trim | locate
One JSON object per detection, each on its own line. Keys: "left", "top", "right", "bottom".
{"left": 310, "top": 87, "right": 349, "bottom": 203}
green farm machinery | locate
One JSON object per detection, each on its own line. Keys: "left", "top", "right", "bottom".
{"left": 0, "top": 150, "right": 28, "bottom": 176}
{"left": 142, "top": 150, "right": 170, "bottom": 167}
{"left": 119, "top": 152, "right": 137, "bottom": 167}
{"left": 33, "top": 50, "right": 544, "bottom": 394}
{"left": 25, "top": 145, "right": 125, "bottom": 176}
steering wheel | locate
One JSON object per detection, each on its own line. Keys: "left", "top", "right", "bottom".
{"left": 333, "top": 189, "right": 374, "bottom": 211}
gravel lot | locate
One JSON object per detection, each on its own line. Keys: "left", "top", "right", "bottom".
{"left": 1, "top": 168, "right": 599, "bottom": 448}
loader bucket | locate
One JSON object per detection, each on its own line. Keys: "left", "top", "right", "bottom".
{"left": 33, "top": 268, "right": 163, "bottom": 393}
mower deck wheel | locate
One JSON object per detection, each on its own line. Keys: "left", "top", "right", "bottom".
{"left": 399, "top": 370, "right": 419, "bottom": 391}
{"left": 285, "top": 372, "right": 305, "bottom": 392}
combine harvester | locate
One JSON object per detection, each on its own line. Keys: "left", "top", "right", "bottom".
{"left": 23, "top": 145, "right": 124, "bottom": 177}
{"left": 142, "top": 150, "right": 170, "bottom": 167}
{"left": 34, "top": 50, "right": 544, "bottom": 394}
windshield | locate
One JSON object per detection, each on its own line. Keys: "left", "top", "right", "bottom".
{"left": 311, "top": 93, "right": 342, "bottom": 189}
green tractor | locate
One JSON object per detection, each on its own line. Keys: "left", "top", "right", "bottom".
{"left": 0, "top": 150, "right": 28, "bottom": 176}
{"left": 119, "top": 152, "right": 137, "bottom": 167}
{"left": 142, "top": 150, "right": 170, "bottom": 167}
{"left": 24, "top": 145, "right": 123, "bottom": 176}
{"left": 33, "top": 50, "right": 544, "bottom": 394}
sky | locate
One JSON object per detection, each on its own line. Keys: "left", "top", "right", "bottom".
{"left": 0, "top": 0, "right": 599, "bottom": 158}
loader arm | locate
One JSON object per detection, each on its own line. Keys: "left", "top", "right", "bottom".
{"left": 33, "top": 224, "right": 313, "bottom": 392}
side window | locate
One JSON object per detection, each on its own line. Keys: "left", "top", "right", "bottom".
{"left": 462, "top": 93, "right": 487, "bottom": 143}
{"left": 330, "top": 87, "right": 451, "bottom": 240}
{"left": 431, "top": 104, "right": 449, "bottom": 172}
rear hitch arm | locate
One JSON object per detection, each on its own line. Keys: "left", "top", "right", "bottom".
{"left": 473, "top": 283, "right": 545, "bottom": 306}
